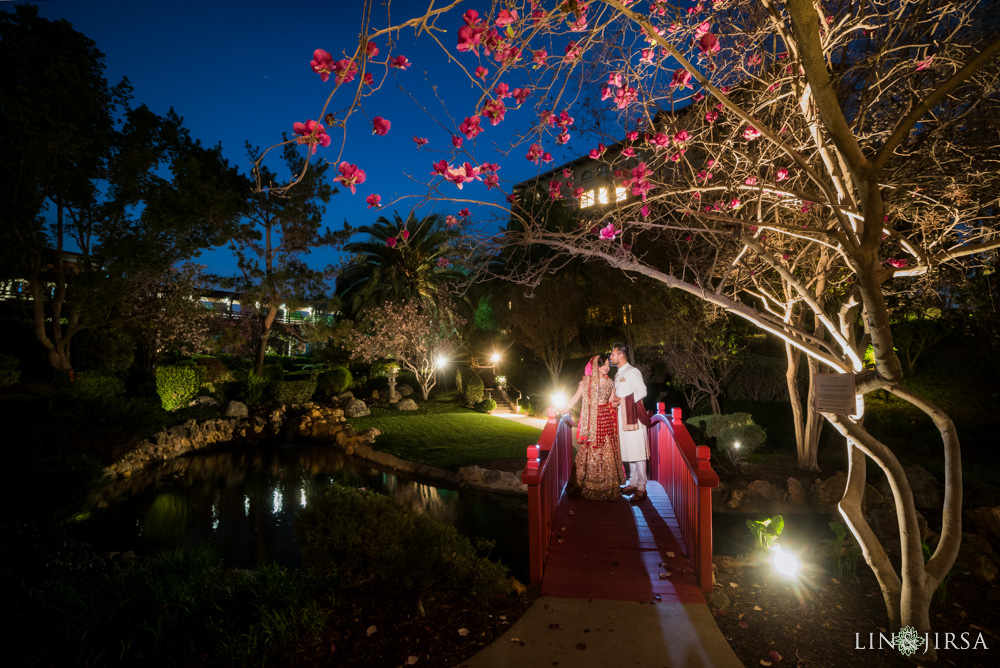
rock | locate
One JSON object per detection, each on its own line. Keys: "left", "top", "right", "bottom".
{"left": 371, "top": 389, "right": 380, "bottom": 401}
{"left": 397, "top": 398, "right": 418, "bottom": 411}
{"left": 345, "top": 399, "right": 370, "bottom": 418}
{"left": 705, "top": 591, "right": 731, "bottom": 611}
{"left": 964, "top": 507, "right": 1000, "bottom": 546}
{"left": 224, "top": 400, "right": 248, "bottom": 418}
{"left": 747, "top": 480, "right": 775, "bottom": 500}
{"left": 189, "top": 396, "right": 219, "bottom": 408}
{"left": 713, "top": 555, "right": 742, "bottom": 573}
{"left": 726, "top": 488, "right": 745, "bottom": 509}
{"left": 812, "top": 471, "right": 847, "bottom": 511}
{"left": 397, "top": 383, "right": 414, "bottom": 396}
{"left": 903, "top": 466, "right": 944, "bottom": 511}
{"left": 712, "top": 480, "right": 729, "bottom": 508}
{"left": 786, "top": 477, "right": 808, "bottom": 506}
{"left": 507, "top": 576, "right": 528, "bottom": 596}
{"left": 867, "top": 506, "right": 937, "bottom": 558}
{"left": 338, "top": 391, "right": 355, "bottom": 402}
{"left": 957, "top": 533, "right": 997, "bottom": 582}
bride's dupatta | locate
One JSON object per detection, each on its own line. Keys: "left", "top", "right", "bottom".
{"left": 576, "top": 355, "right": 601, "bottom": 444}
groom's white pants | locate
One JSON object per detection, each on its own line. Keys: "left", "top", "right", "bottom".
{"left": 626, "top": 459, "right": 647, "bottom": 492}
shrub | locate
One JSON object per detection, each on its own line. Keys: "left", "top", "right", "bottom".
{"left": 73, "top": 327, "right": 134, "bottom": 374}
{"left": 455, "top": 368, "right": 464, "bottom": 396}
{"left": 155, "top": 365, "right": 203, "bottom": 411}
{"left": 717, "top": 423, "right": 768, "bottom": 466}
{"left": 725, "top": 354, "right": 788, "bottom": 402}
{"left": 75, "top": 371, "right": 126, "bottom": 399}
{"left": 195, "top": 356, "right": 228, "bottom": 382}
{"left": 0, "top": 354, "right": 21, "bottom": 387}
{"left": 686, "top": 412, "right": 755, "bottom": 438}
{"left": 475, "top": 398, "right": 497, "bottom": 414}
{"left": 240, "top": 371, "right": 270, "bottom": 406}
{"left": 461, "top": 369, "right": 484, "bottom": 405}
{"left": 317, "top": 367, "right": 352, "bottom": 397}
{"left": 295, "top": 484, "right": 509, "bottom": 601}
{"left": 272, "top": 378, "right": 318, "bottom": 405}
{"left": 261, "top": 363, "right": 285, "bottom": 382}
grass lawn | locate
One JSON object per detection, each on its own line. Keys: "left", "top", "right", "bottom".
{"left": 348, "top": 396, "right": 543, "bottom": 471}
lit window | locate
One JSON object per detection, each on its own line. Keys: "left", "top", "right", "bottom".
{"left": 581, "top": 189, "right": 595, "bottom": 208}
{"left": 598, "top": 187, "right": 609, "bottom": 204}
{"left": 615, "top": 185, "right": 628, "bottom": 202}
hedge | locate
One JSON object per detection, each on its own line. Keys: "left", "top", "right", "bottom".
{"left": 272, "top": 378, "right": 318, "bottom": 405}
{"left": 155, "top": 365, "right": 203, "bottom": 411}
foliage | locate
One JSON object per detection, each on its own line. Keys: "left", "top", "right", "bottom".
{"left": 295, "top": 483, "right": 510, "bottom": 601}
{"left": 8, "top": 546, "right": 328, "bottom": 665}
{"left": 74, "top": 371, "right": 126, "bottom": 400}
{"left": 686, "top": 412, "right": 756, "bottom": 439}
{"left": 454, "top": 367, "right": 464, "bottom": 396}
{"left": 475, "top": 398, "right": 497, "bottom": 414}
{"left": 746, "top": 515, "right": 784, "bottom": 555}
{"left": 155, "top": 364, "right": 203, "bottom": 411}
{"left": 462, "top": 369, "right": 485, "bottom": 405}
{"left": 261, "top": 363, "right": 285, "bottom": 382}
{"left": 725, "top": 354, "right": 789, "bottom": 403}
{"left": 72, "top": 327, "right": 135, "bottom": 374}
{"left": 826, "top": 521, "right": 863, "bottom": 583}
{"left": 317, "top": 367, "right": 353, "bottom": 397}
{"left": 239, "top": 370, "right": 270, "bottom": 407}
{"left": 195, "top": 356, "right": 229, "bottom": 382}
{"left": 272, "top": 378, "right": 318, "bottom": 405}
{"left": 0, "top": 354, "right": 20, "bottom": 387}
{"left": 717, "top": 424, "right": 768, "bottom": 464}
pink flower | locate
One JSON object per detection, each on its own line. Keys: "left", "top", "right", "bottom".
{"left": 474, "top": 65, "right": 488, "bottom": 79}
{"left": 916, "top": 56, "right": 933, "bottom": 71}
{"left": 401, "top": 229, "right": 410, "bottom": 241}
{"left": 548, "top": 179, "right": 562, "bottom": 200}
{"left": 730, "top": 198, "right": 741, "bottom": 208}
{"left": 674, "top": 129, "right": 690, "bottom": 143}
{"left": 480, "top": 99, "right": 507, "bottom": 125}
{"left": 588, "top": 143, "right": 606, "bottom": 159}
{"left": 463, "top": 9, "right": 482, "bottom": 26}
{"left": 526, "top": 143, "right": 543, "bottom": 163}
{"left": 614, "top": 86, "right": 638, "bottom": 109}
{"left": 413, "top": 136, "right": 429, "bottom": 148}
{"left": 564, "top": 40, "right": 582, "bottom": 62}
{"left": 626, "top": 131, "right": 639, "bottom": 141}
{"left": 563, "top": 168, "right": 574, "bottom": 179}
{"left": 671, "top": 69, "right": 693, "bottom": 89}
{"left": 484, "top": 174, "right": 499, "bottom": 189}
{"left": 742, "top": 125, "right": 761, "bottom": 141}
{"left": 556, "top": 110, "right": 574, "bottom": 128}
{"left": 460, "top": 207, "right": 471, "bottom": 218}
{"left": 556, "top": 131, "right": 570, "bottom": 145}
{"left": 494, "top": 83, "right": 511, "bottom": 99}
{"left": 745, "top": 176, "right": 758, "bottom": 185}
{"left": 705, "top": 110, "right": 718, "bottom": 123}
{"left": 310, "top": 49, "right": 335, "bottom": 82}
{"left": 366, "top": 42, "right": 379, "bottom": 59}
{"left": 362, "top": 72, "right": 374, "bottom": 86}
{"left": 372, "top": 116, "right": 391, "bottom": 136}
{"left": 695, "top": 21, "right": 712, "bottom": 37}
{"left": 532, "top": 49, "right": 547, "bottom": 68}
{"left": 693, "top": 92, "right": 705, "bottom": 102}
{"left": 641, "top": 205, "right": 650, "bottom": 218}
{"left": 431, "top": 159, "right": 449, "bottom": 175}
{"left": 336, "top": 162, "right": 366, "bottom": 194}
{"left": 887, "top": 258, "right": 909, "bottom": 268}
{"left": 698, "top": 33, "right": 720, "bottom": 56}
{"left": 444, "top": 163, "right": 482, "bottom": 189}
{"left": 541, "top": 152, "right": 553, "bottom": 163}
{"left": 386, "top": 237, "right": 397, "bottom": 248}
{"left": 366, "top": 193, "right": 381, "bottom": 209}
{"left": 446, "top": 215, "right": 459, "bottom": 227}
{"left": 333, "top": 59, "right": 358, "bottom": 85}
{"left": 460, "top": 116, "right": 482, "bottom": 139}
{"left": 437, "top": 257, "right": 450, "bottom": 267}
{"left": 452, "top": 135, "right": 464, "bottom": 149}
{"left": 390, "top": 55, "right": 411, "bottom": 69}
{"left": 697, "top": 170, "right": 713, "bottom": 181}
{"left": 512, "top": 87, "right": 531, "bottom": 105}
{"left": 622, "top": 147, "right": 636, "bottom": 157}
{"left": 648, "top": 132, "right": 670, "bottom": 148}
{"left": 598, "top": 223, "right": 618, "bottom": 240}
{"left": 747, "top": 53, "right": 762, "bottom": 67}
{"left": 573, "top": 186, "right": 585, "bottom": 199}
{"left": 495, "top": 8, "right": 518, "bottom": 27}
{"left": 458, "top": 25, "right": 482, "bottom": 53}
{"left": 292, "top": 120, "right": 331, "bottom": 154}
{"left": 776, "top": 168, "right": 788, "bottom": 181}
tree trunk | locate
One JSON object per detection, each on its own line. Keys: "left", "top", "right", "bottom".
{"left": 253, "top": 308, "right": 278, "bottom": 375}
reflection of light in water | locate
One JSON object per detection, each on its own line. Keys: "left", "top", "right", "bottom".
{"left": 272, "top": 486, "right": 283, "bottom": 515}
{"left": 244, "top": 496, "right": 250, "bottom": 517}
{"left": 300, "top": 487, "right": 307, "bottom": 508}
{"left": 211, "top": 497, "right": 220, "bottom": 532}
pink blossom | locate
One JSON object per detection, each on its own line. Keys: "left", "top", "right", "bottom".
{"left": 800, "top": 203, "right": 811, "bottom": 213}
{"left": 697, "top": 170, "right": 713, "bottom": 181}
{"left": 460, "top": 116, "right": 482, "bottom": 139}
{"left": 745, "top": 176, "right": 757, "bottom": 185}
{"left": 716, "top": 102, "right": 725, "bottom": 111}
{"left": 916, "top": 56, "right": 933, "bottom": 71}
{"left": 386, "top": 237, "right": 397, "bottom": 248}
{"left": 684, "top": 234, "right": 693, "bottom": 241}
{"left": 742, "top": 125, "right": 761, "bottom": 141}
{"left": 333, "top": 58, "right": 358, "bottom": 85}
{"left": 588, "top": 143, "right": 607, "bottom": 159}
{"left": 557, "top": 110, "right": 574, "bottom": 128}
{"left": 480, "top": 99, "right": 507, "bottom": 125}
{"left": 494, "top": 82, "right": 511, "bottom": 99}
{"left": 372, "top": 116, "right": 391, "bottom": 136}
{"left": 437, "top": 257, "right": 450, "bottom": 267}
{"left": 431, "top": 159, "right": 449, "bottom": 176}
{"left": 292, "top": 120, "right": 331, "bottom": 154}
{"left": 310, "top": 49, "right": 335, "bottom": 82}
{"left": 445, "top": 215, "right": 459, "bottom": 227}
{"left": 573, "top": 186, "right": 585, "bottom": 199}
{"left": 548, "top": 179, "right": 562, "bottom": 200}
{"left": 670, "top": 69, "right": 693, "bottom": 89}
{"left": 401, "top": 229, "right": 410, "bottom": 241}
{"left": 776, "top": 168, "right": 788, "bottom": 181}
{"left": 458, "top": 25, "right": 482, "bottom": 53}
{"left": 452, "top": 135, "right": 464, "bottom": 149}
{"left": 512, "top": 87, "right": 531, "bottom": 105}
{"left": 474, "top": 65, "right": 488, "bottom": 79}
{"left": 496, "top": 8, "right": 518, "bottom": 27}
{"left": 366, "top": 42, "right": 379, "bottom": 59}
{"left": 526, "top": 143, "right": 543, "bottom": 163}
{"left": 463, "top": 9, "right": 482, "bottom": 26}
{"left": 563, "top": 168, "right": 574, "bottom": 179}
{"left": 366, "top": 193, "right": 381, "bottom": 209}
{"left": 887, "top": 258, "right": 909, "bottom": 268}
{"left": 362, "top": 72, "right": 374, "bottom": 86}
{"left": 747, "top": 53, "right": 762, "bottom": 67}
{"left": 479, "top": 163, "right": 499, "bottom": 173}
{"left": 556, "top": 131, "right": 571, "bottom": 145}
{"left": 484, "top": 174, "right": 499, "bottom": 189}
{"left": 413, "top": 136, "right": 429, "bottom": 148}
{"left": 598, "top": 223, "right": 618, "bottom": 240}
{"left": 668, "top": 150, "right": 686, "bottom": 162}
{"left": 390, "top": 55, "right": 411, "bottom": 69}
{"left": 730, "top": 198, "right": 741, "bottom": 208}
{"left": 674, "top": 129, "right": 690, "bottom": 143}
{"left": 541, "top": 152, "right": 553, "bottom": 163}
{"left": 564, "top": 41, "right": 582, "bottom": 62}
{"left": 698, "top": 33, "right": 720, "bottom": 56}
{"left": 444, "top": 163, "right": 482, "bottom": 189}
{"left": 641, "top": 205, "right": 650, "bottom": 218}
{"left": 782, "top": 253, "right": 790, "bottom": 261}
{"left": 626, "top": 131, "right": 639, "bottom": 141}
{"left": 608, "top": 72, "right": 624, "bottom": 88}
{"left": 705, "top": 110, "right": 718, "bottom": 123}
{"left": 336, "top": 162, "right": 366, "bottom": 194}
{"left": 622, "top": 147, "right": 635, "bottom": 157}
{"left": 648, "top": 132, "right": 670, "bottom": 148}
{"left": 695, "top": 21, "right": 712, "bottom": 37}
{"left": 693, "top": 92, "right": 705, "bottom": 102}
{"left": 532, "top": 49, "right": 547, "bottom": 68}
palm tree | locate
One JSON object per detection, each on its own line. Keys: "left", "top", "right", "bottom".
{"left": 336, "top": 211, "right": 467, "bottom": 318}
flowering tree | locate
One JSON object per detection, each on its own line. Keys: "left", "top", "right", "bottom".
{"left": 349, "top": 299, "right": 465, "bottom": 400}
{"left": 274, "top": 0, "right": 1000, "bottom": 648}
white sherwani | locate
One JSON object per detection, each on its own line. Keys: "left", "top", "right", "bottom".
{"left": 615, "top": 362, "right": 648, "bottom": 462}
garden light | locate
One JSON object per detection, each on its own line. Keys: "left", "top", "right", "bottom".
{"left": 490, "top": 352, "right": 501, "bottom": 364}
{"left": 436, "top": 355, "right": 448, "bottom": 368}
{"left": 771, "top": 546, "right": 800, "bottom": 577}
{"left": 552, "top": 392, "right": 567, "bottom": 409}
{"left": 733, "top": 441, "right": 741, "bottom": 449}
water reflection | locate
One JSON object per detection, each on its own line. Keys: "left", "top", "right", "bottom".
{"left": 76, "top": 443, "right": 529, "bottom": 580}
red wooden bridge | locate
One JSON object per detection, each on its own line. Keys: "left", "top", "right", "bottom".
{"left": 521, "top": 404, "right": 719, "bottom": 603}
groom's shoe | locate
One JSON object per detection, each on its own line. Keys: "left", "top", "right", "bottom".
{"left": 622, "top": 485, "right": 638, "bottom": 495}
{"left": 630, "top": 489, "right": 647, "bottom": 503}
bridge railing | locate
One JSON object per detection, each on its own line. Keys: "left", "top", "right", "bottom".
{"left": 648, "top": 403, "right": 719, "bottom": 592}
{"left": 521, "top": 407, "right": 575, "bottom": 585}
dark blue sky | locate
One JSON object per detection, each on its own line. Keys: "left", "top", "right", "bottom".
{"left": 33, "top": 0, "right": 591, "bottom": 280}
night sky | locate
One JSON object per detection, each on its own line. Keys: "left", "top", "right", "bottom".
{"left": 31, "top": 0, "right": 590, "bottom": 281}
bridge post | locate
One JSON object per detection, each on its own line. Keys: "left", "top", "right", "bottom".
{"left": 696, "top": 444, "right": 715, "bottom": 592}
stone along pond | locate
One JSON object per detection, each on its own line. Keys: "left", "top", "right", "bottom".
{"left": 73, "top": 441, "right": 531, "bottom": 581}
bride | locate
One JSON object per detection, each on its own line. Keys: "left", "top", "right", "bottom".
{"left": 566, "top": 354, "right": 626, "bottom": 501}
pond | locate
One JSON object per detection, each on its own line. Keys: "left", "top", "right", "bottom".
{"left": 72, "top": 442, "right": 530, "bottom": 582}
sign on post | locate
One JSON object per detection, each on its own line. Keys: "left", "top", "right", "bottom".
{"left": 813, "top": 373, "right": 858, "bottom": 415}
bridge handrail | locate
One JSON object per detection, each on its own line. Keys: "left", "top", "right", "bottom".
{"left": 521, "top": 407, "right": 575, "bottom": 585}
{"left": 648, "top": 403, "right": 719, "bottom": 592}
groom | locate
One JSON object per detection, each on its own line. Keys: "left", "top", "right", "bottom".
{"left": 610, "top": 343, "right": 649, "bottom": 501}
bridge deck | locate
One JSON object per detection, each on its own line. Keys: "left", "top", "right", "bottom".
{"left": 541, "top": 481, "right": 705, "bottom": 603}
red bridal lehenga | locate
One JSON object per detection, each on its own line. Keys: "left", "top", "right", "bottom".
{"left": 571, "top": 368, "right": 626, "bottom": 501}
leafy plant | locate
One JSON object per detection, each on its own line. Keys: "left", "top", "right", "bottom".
{"left": 272, "top": 378, "right": 318, "bottom": 405}
{"left": 0, "top": 353, "right": 22, "bottom": 387}
{"left": 74, "top": 371, "right": 126, "bottom": 399}
{"left": 317, "top": 367, "right": 352, "bottom": 396}
{"left": 475, "top": 398, "right": 497, "bottom": 414}
{"left": 826, "top": 521, "right": 862, "bottom": 582}
{"left": 746, "top": 515, "right": 784, "bottom": 554}
{"left": 462, "top": 369, "right": 484, "bottom": 405}
{"left": 155, "top": 364, "right": 203, "bottom": 411}
{"left": 240, "top": 370, "right": 270, "bottom": 406}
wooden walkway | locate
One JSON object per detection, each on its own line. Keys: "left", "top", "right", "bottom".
{"left": 541, "top": 481, "right": 705, "bottom": 603}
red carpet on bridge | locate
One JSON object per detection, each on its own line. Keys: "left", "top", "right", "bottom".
{"left": 540, "top": 481, "right": 705, "bottom": 603}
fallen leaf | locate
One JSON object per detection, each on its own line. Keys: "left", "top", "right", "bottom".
{"left": 568, "top": 510, "right": 575, "bottom": 515}
{"left": 739, "top": 621, "right": 749, "bottom": 629}
{"left": 458, "top": 628, "right": 469, "bottom": 637}
{"left": 510, "top": 637, "right": 521, "bottom": 642}
{"left": 549, "top": 623, "right": 560, "bottom": 630}
{"left": 769, "top": 650, "right": 783, "bottom": 662}
{"left": 576, "top": 643, "right": 587, "bottom": 650}
{"left": 406, "top": 656, "right": 418, "bottom": 665}
{"left": 729, "top": 582, "right": 739, "bottom": 588}
{"left": 499, "top": 615, "right": 507, "bottom": 621}
{"left": 666, "top": 551, "right": 675, "bottom": 558}
{"left": 754, "top": 606, "right": 763, "bottom": 611}
{"left": 366, "top": 625, "right": 377, "bottom": 636}
{"left": 759, "top": 661, "right": 772, "bottom": 666}
{"left": 658, "top": 572, "right": 669, "bottom": 579}
{"left": 561, "top": 527, "right": 567, "bottom": 531}
{"left": 557, "top": 538, "right": 565, "bottom": 544}
{"left": 830, "top": 578, "right": 840, "bottom": 584}
{"left": 330, "top": 643, "right": 336, "bottom": 654}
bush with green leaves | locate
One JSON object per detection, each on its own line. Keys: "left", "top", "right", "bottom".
{"left": 746, "top": 515, "right": 784, "bottom": 554}
{"left": 455, "top": 367, "right": 464, "bottom": 396}
{"left": 73, "top": 327, "right": 134, "bottom": 374}
{"left": 240, "top": 370, "right": 270, "bottom": 406}
{"left": 75, "top": 371, "right": 126, "bottom": 399}
{"left": 155, "top": 365, "right": 203, "bottom": 411}
{"left": 717, "top": 423, "right": 767, "bottom": 462}
{"left": 272, "top": 378, "right": 318, "bottom": 405}
{"left": 725, "top": 354, "right": 788, "bottom": 402}
{"left": 0, "top": 354, "right": 21, "bottom": 387}
{"left": 317, "top": 367, "right": 352, "bottom": 397}
{"left": 461, "top": 369, "right": 485, "bottom": 405}
{"left": 195, "top": 356, "right": 228, "bottom": 382}
{"left": 295, "top": 484, "right": 509, "bottom": 601}
{"left": 475, "top": 398, "right": 497, "bottom": 414}
{"left": 685, "top": 412, "right": 755, "bottom": 438}
{"left": 261, "top": 363, "right": 285, "bottom": 382}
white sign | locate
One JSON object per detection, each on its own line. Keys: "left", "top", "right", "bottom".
{"left": 813, "top": 373, "right": 857, "bottom": 415}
